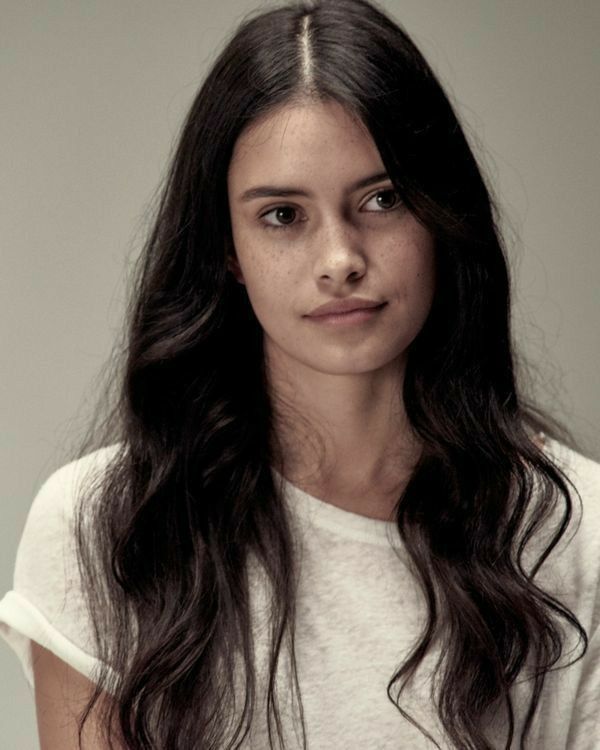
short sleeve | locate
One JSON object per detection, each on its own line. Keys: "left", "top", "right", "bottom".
{"left": 0, "top": 444, "right": 121, "bottom": 690}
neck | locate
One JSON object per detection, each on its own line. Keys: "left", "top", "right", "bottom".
{"left": 266, "top": 345, "right": 422, "bottom": 499}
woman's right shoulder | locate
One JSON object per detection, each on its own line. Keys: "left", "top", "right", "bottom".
{"left": 14, "top": 442, "right": 125, "bottom": 593}
{"left": 0, "top": 443, "right": 127, "bottom": 692}
{"left": 29, "top": 442, "right": 124, "bottom": 522}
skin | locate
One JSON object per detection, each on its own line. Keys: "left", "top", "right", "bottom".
{"left": 226, "top": 98, "right": 436, "bottom": 521}
{"left": 32, "top": 642, "right": 126, "bottom": 749}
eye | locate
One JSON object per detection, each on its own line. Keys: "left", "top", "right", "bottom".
{"left": 260, "top": 205, "right": 302, "bottom": 231}
{"left": 362, "top": 188, "right": 403, "bottom": 212}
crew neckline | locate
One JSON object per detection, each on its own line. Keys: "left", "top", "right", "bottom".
{"left": 270, "top": 438, "right": 566, "bottom": 550}
{"left": 271, "top": 467, "right": 404, "bottom": 549}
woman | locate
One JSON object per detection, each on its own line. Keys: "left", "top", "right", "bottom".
{"left": 1, "top": 0, "right": 598, "bottom": 748}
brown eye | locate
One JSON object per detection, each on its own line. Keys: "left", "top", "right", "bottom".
{"left": 275, "top": 207, "right": 296, "bottom": 224}
{"left": 363, "top": 188, "right": 402, "bottom": 212}
{"left": 262, "top": 205, "right": 298, "bottom": 228}
{"left": 377, "top": 190, "right": 399, "bottom": 209}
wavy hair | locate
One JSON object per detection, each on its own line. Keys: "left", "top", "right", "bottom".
{"left": 71, "top": 0, "right": 587, "bottom": 748}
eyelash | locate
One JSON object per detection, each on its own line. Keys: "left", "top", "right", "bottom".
{"left": 259, "top": 188, "right": 403, "bottom": 232}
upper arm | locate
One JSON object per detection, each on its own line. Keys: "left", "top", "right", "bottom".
{"left": 32, "top": 641, "right": 125, "bottom": 750}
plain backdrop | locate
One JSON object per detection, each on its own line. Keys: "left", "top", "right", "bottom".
{"left": 2, "top": 1, "right": 599, "bottom": 745}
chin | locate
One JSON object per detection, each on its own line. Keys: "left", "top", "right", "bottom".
{"left": 308, "top": 351, "right": 404, "bottom": 376}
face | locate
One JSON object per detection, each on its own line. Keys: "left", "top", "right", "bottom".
{"left": 226, "top": 99, "right": 436, "bottom": 379}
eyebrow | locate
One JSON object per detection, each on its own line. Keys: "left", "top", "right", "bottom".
{"left": 238, "top": 170, "right": 391, "bottom": 202}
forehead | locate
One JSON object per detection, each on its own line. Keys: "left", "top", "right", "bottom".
{"left": 227, "top": 100, "right": 383, "bottom": 186}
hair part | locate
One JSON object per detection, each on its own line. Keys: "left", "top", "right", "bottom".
{"left": 299, "top": 12, "right": 315, "bottom": 85}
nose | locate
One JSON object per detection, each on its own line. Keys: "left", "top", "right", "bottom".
{"left": 314, "top": 220, "right": 367, "bottom": 287}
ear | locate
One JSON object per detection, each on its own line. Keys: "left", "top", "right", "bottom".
{"left": 227, "top": 253, "right": 245, "bottom": 285}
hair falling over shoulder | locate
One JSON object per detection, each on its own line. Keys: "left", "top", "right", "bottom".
{"left": 71, "top": 1, "right": 587, "bottom": 748}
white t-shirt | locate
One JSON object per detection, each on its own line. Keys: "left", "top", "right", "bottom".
{"left": 1, "top": 439, "right": 599, "bottom": 749}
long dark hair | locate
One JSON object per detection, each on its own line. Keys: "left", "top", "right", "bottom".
{"left": 71, "top": 0, "right": 587, "bottom": 748}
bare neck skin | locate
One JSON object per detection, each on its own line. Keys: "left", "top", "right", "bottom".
{"left": 268, "top": 345, "right": 422, "bottom": 521}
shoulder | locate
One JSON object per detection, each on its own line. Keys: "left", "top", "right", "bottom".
{"left": 0, "top": 443, "right": 125, "bottom": 687}
{"left": 543, "top": 437, "right": 600, "bottom": 546}
{"left": 536, "top": 437, "right": 600, "bottom": 634}
{"left": 23, "top": 442, "right": 123, "bottom": 533}
{"left": 14, "top": 442, "right": 123, "bottom": 596}
{"left": 33, "top": 442, "right": 122, "bottom": 511}
{"left": 545, "top": 437, "right": 600, "bottom": 497}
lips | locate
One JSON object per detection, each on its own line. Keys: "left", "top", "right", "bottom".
{"left": 307, "top": 298, "right": 386, "bottom": 317}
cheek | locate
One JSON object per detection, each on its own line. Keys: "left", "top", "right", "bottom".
{"left": 234, "top": 244, "right": 293, "bottom": 320}
{"left": 230, "top": 223, "right": 265, "bottom": 289}
{"left": 388, "top": 232, "right": 436, "bottom": 302}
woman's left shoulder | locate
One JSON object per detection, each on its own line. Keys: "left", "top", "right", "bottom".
{"left": 537, "top": 437, "right": 600, "bottom": 632}
{"left": 543, "top": 437, "right": 600, "bottom": 511}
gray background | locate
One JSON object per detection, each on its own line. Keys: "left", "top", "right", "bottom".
{"left": 2, "top": 1, "right": 599, "bottom": 745}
